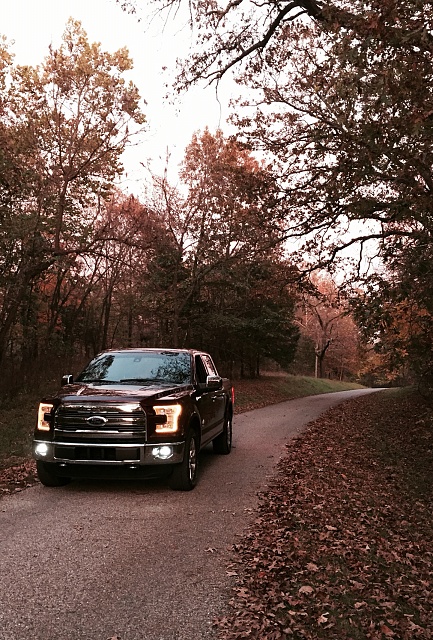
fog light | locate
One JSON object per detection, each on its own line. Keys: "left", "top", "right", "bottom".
{"left": 152, "top": 445, "right": 173, "bottom": 460}
{"left": 35, "top": 442, "right": 49, "bottom": 457}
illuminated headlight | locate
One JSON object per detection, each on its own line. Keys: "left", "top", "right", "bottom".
{"left": 153, "top": 404, "right": 182, "bottom": 434}
{"left": 37, "top": 403, "right": 54, "bottom": 431}
{"left": 152, "top": 446, "right": 174, "bottom": 460}
{"left": 35, "top": 442, "right": 50, "bottom": 456}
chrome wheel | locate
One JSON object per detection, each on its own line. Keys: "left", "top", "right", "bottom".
{"left": 169, "top": 429, "right": 199, "bottom": 491}
{"left": 188, "top": 436, "right": 197, "bottom": 483}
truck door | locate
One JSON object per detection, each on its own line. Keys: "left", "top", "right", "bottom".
{"left": 194, "top": 355, "right": 224, "bottom": 445}
{"left": 194, "top": 355, "right": 214, "bottom": 444}
{"left": 201, "top": 354, "right": 226, "bottom": 431}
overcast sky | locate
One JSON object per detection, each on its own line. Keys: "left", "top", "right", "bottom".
{"left": 2, "top": 0, "right": 235, "bottom": 193}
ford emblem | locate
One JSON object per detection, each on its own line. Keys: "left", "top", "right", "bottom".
{"left": 86, "top": 415, "right": 108, "bottom": 426}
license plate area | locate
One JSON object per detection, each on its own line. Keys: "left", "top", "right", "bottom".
{"left": 54, "top": 445, "right": 140, "bottom": 462}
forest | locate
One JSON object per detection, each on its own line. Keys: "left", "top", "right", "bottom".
{"left": 1, "top": 0, "right": 433, "bottom": 397}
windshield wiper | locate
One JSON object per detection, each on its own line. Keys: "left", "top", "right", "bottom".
{"left": 79, "top": 379, "right": 120, "bottom": 385}
{"left": 119, "top": 377, "right": 169, "bottom": 385}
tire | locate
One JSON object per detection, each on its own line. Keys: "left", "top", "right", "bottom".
{"left": 213, "top": 412, "right": 232, "bottom": 455}
{"left": 36, "top": 461, "right": 71, "bottom": 487}
{"left": 169, "top": 430, "right": 198, "bottom": 491}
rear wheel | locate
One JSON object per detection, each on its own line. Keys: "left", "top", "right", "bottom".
{"left": 169, "top": 430, "right": 198, "bottom": 491}
{"left": 213, "top": 413, "right": 232, "bottom": 455}
{"left": 36, "top": 461, "right": 71, "bottom": 487}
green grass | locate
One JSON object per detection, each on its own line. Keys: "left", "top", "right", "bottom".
{"left": 234, "top": 373, "right": 365, "bottom": 413}
{"left": 0, "top": 374, "right": 364, "bottom": 469}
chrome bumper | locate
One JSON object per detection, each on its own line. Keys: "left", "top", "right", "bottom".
{"left": 33, "top": 439, "right": 186, "bottom": 466}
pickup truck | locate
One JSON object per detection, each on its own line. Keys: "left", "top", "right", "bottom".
{"left": 33, "top": 348, "right": 234, "bottom": 491}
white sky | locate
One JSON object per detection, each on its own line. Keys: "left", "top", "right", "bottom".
{"left": 2, "top": 0, "right": 236, "bottom": 193}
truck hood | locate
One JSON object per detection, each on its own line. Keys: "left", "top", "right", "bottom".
{"left": 53, "top": 382, "right": 191, "bottom": 404}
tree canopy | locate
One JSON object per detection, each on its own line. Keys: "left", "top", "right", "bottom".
{"left": 3, "top": 1, "right": 432, "bottom": 392}
{"left": 119, "top": 0, "right": 433, "bottom": 386}
{"left": 133, "top": 0, "right": 433, "bottom": 265}
{"left": 124, "top": 0, "right": 351, "bottom": 86}
{"left": 0, "top": 19, "right": 145, "bottom": 368}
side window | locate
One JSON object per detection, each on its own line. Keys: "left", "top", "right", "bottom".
{"left": 195, "top": 356, "right": 208, "bottom": 384}
{"left": 202, "top": 355, "right": 217, "bottom": 376}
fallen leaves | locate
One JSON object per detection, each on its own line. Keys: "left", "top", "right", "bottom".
{"left": 317, "top": 613, "right": 329, "bottom": 624}
{"left": 0, "top": 459, "right": 37, "bottom": 495}
{"left": 215, "top": 389, "right": 433, "bottom": 639}
{"left": 298, "top": 585, "right": 314, "bottom": 595}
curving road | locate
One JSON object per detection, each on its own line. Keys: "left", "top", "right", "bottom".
{"left": 0, "top": 389, "right": 379, "bottom": 640}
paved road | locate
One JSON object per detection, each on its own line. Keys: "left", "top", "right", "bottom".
{"left": 0, "top": 389, "right": 380, "bottom": 640}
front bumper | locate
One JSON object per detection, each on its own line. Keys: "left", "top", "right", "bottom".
{"left": 33, "top": 439, "right": 186, "bottom": 466}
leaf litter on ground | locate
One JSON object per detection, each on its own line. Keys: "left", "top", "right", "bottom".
{"left": 0, "top": 458, "right": 37, "bottom": 495}
{"left": 215, "top": 389, "right": 433, "bottom": 639}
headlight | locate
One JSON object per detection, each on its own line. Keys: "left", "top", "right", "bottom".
{"left": 37, "top": 403, "right": 54, "bottom": 431}
{"left": 153, "top": 404, "right": 182, "bottom": 434}
{"left": 152, "top": 446, "right": 174, "bottom": 460}
{"left": 35, "top": 442, "right": 50, "bottom": 456}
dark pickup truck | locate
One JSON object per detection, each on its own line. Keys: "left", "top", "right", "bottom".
{"left": 33, "top": 348, "right": 234, "bottom": 491}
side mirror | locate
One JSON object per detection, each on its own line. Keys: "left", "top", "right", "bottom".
{"left": 206, "top": 375, "right": 223, "bottom": 390}
{"left": 61, "top": 374, "right": 74, "bottom": 386}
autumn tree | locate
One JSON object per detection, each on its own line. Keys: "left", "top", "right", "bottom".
{"left": 222, "top": 2, "right": 433, "bottom": 268}
{"left": 122, "top": 0, "right": 433, "bottom": 273}
{"left": 80, "top": 192, "right": 172, "bottom": 354}
{"left": 353, "top": 238, "right": 433, "bottom": 391}
{"left": 120, "top": 0, "right": 349, "bottom": 86}
{"left": 0, "top": 19, "right": 145, "bottom": 368}
{"left": 0, "top": 39, "right": 17, "bottom": 212}
{"left": 121, "top": 1, "right": 433, "bottom": 385}
{"left": 295, "top": 275, "right": 360, "bottom": 379}
{"left": 147, "top": 129, "right": 291, "bottom": 355}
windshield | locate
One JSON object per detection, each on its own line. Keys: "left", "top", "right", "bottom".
{"left": 76, "top": 351, "right": 192, "bottom": 386}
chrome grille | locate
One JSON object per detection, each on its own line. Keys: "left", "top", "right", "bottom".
{"left": 54, "top": 403, "right": 146, "bottom": 433}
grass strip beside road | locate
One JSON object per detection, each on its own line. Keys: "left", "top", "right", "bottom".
{"left": 234, "top": 374, "right": 364, "bottom": 414}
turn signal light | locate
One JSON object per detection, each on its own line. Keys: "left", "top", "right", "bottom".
{"left": 37, "top": 403, "right": 54, "bottom": 431}
{"left": 153, "top": 404, "right": 182, "bottom": 433}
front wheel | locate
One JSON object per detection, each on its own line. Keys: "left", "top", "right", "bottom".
{"left": 169, "top": 430, "right": 199, "bottom": 491}
{"left": 213, "top": 413, "right": 232, "bottom": 455}
{"left": 36, "top": 461, "right": 71, "bottom": 487}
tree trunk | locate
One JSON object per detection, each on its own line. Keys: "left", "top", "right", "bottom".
{"left": 315, "top": 339, "right": 331, "bottom": 378}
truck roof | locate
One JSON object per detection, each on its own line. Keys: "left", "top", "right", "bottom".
{"left": 95, "top": 347, "right": 206, "bottom": 356}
